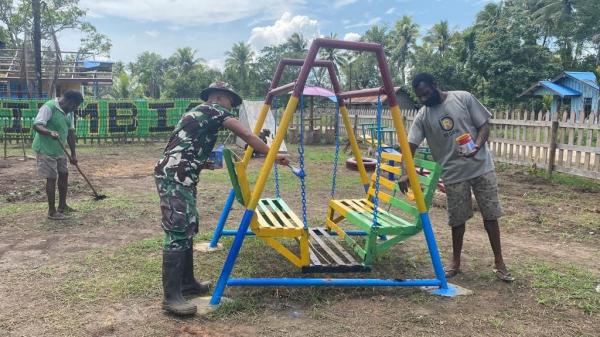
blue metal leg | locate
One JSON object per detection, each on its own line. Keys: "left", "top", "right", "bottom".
{"left": 221, "top": 230, "right": 368, "bottom": 236}
{"left": 227, "top": 278, "right": 441, "bottom": 287}
{"left": 419, "top": 212, "right": 457, "bottom": 296}
{"left": 209, "top": 189, "right": 236, "bottom": 248}
{"left": 210, "top": 209, "right": 255, "bottom": 305}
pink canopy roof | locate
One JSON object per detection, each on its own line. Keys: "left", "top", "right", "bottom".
{"left": 289, "top": 86, "right": 337, "bottom": 102}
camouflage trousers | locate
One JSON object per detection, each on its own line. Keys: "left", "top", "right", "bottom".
{"left": 155, "top": 178, "right": 199, "bottom": 251}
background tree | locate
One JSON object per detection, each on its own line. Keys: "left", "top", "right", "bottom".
{"left": 224, "top": 42, "right": 255, "bottom": 96}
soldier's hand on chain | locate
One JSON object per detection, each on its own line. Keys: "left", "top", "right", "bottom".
{"left": 276, "top": 154, "right": 290, "bottom": 166}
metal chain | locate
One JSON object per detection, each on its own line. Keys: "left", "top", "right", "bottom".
{"left": 273, "top": 96, "right": 280, "bottom": 199}
{"left": 372, "top": 94, "right": 383, "bottom": 228}
{"left": 298, "top": 95, "right": 308, "bottom": 229}
{"left": 330, "top": 101, "right": 341, "bottom": 198}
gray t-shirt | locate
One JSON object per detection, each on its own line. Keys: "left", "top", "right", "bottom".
{"left": 408, "top": 91, "right": 494, "bottom": 184}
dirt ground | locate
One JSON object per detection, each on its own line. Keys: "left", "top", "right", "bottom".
{"left": 0, "top": 143, "right": 599, "bottom": 337}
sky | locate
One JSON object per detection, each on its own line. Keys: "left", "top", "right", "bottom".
{"left": 58, "top": 0, "right": 493, "bottom": 69}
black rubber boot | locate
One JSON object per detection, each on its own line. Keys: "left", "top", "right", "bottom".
{"left": 162, "top": 250, "right": 197, "bottom": 316}
{"left": 182, "top": 240, "right": 210, "bottom": 296}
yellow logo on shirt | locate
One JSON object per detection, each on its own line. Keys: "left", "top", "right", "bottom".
{"left": 439, "top": 116, "right": 454, "bottom": 131}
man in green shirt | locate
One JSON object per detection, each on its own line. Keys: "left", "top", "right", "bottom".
{"left": 32, "top": 91, "right": 83, "bottom": 220}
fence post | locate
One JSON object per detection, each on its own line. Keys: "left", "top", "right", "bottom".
{"left": 547, "top": 117, "right": 559, "bottom": 177}
{"left": 353, "top": 111, "right": 358, "bottom": 138}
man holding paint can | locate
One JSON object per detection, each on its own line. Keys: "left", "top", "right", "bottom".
{"left": 399, "top": 72, "right": 514, "bottom": 282}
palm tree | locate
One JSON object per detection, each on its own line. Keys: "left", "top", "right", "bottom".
{"left": 225, "top": 42, "right": 255, "bottom": 92}
{"left": 424, "top": 20, "right": 451, "bottom": 56}
{"left": 320, "top": 32, "right": 345, "bottom": 74}
{"left": 475, "top": 2, "right": 503, "bottom": 33}
{"left": 531, "top": 0, "right": 580, "bottom": 67}
{"left": 285, "top": 32, "right": 307, "bottom": 57}
{"left": 171, "top": 47, "right": 203, "bottom": 73}
{"left": 389, "top": 15, "right": 419, "bottom": 84}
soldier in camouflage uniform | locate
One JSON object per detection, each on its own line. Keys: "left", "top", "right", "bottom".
{"left": 154, "top": 81, "right": 289, "bottom": 316}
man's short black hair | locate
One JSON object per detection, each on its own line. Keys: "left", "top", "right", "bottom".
{"left": 411, "top": 72, "right": 437, "bottom": 89}
{"left": 63, "top": 90, "right": 84, "bottom": 105}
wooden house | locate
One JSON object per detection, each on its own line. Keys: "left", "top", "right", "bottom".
{"left": 520, "top": 71, "right": 599, "bottom": 120}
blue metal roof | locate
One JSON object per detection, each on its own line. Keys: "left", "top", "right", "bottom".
{"left": 563, "top": 71, "right": 599, "bottom": 90}
{"left": 538, "top": 81, "right": 581, "bottom": 97}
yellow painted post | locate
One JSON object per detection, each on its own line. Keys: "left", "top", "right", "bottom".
{"left": 241, "top": 103, "right": 271, "bottom": 166}
{"left": 247, "top": 96, "right": 300, "bottom": 210}
{"left": 388, "top": 105, "right": 427, "bottom": 212}
{"left": 340, "top": 105, "right": 369, "bottom": 187}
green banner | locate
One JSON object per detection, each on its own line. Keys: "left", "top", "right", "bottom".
{"left": 0, "top": 98, "right": 206, "bottom": 139}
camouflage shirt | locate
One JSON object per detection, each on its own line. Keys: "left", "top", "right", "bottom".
{"left": 154, "top": 103, "right": 233, "bottom": 186}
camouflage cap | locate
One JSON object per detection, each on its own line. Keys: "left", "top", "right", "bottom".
{"left": 200, "top": 81, "right": 243, "bottom": 107}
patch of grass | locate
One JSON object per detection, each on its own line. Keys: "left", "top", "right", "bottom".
{"left": 489, "top": 317, "right": 505, "bottom": 329}
{"left": 497, "top": 162, "right": 600, "bottom": 191}
{"left": 207, "top": 298, "right": 261, "bottom": 319}
{"left": 543, "top": 171, "right": 600, "bottom": 191}
{"left": 59, "top": 235, "right": 163, "bottom": 303}
{"left": 0, "top": 201, "right": 46, "bottom": 217}
{"left": 525, "top": 262, "right": 600, "bottom": 315}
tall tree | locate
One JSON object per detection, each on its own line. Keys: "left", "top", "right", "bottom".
{"left": 389, "top": 15, "right": 419, "bottom": 84}
{"left": 424, "top": 20, "right": 451, "bottom": 55}
{"left": 0, "top": 0, "right": 110, "bottom": 56}
{"left": 224, "top": 42, "right": 255, "bottom": 96}
{"left": 129, "top": 52, "right": 167, "bottom": 98}
{"left": 170, "top": 47, "right": 203, "bottom": 73}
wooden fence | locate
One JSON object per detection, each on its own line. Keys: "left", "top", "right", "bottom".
{"left": 283, "top": 107, "right": 600, "bottom": 180}
{"left": 489, "top": 110, "right": 600, "bottom": 180}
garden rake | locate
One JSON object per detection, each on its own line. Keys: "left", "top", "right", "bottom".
{"left": 57, "top": 140, "right": 107, "bottom": 200}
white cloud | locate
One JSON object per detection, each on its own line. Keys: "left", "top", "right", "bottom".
{"left": 332, "top": 0, "right": 358, "bottom": 9}
{"left": 207, "top": 58, "right": 226, "bottom": 70}
{"left": 248, "top": 12, "right": 320, "bottom": 51}
{"left": 80, "top": 0, "right": 304, "bottom": 26}
{"left": 167, "top": 25, "right": 182, "bottom": 31}
{"left": 386, "top": 8, "right": 396, "bottom": 15}
{"left": 343, "top": 32, "right": 361, "bottom": 42}
{"left": 345, "top": 17, "right": 381, "bottom": 29}
{"left": 144, "top": 30, "right": 159, "bottom": 38}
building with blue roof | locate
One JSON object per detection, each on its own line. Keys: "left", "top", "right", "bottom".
{"left": 520, "top": 71, "right": 599, "bottom": 120}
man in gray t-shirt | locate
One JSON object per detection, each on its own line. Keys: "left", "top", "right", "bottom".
{"left": 400, "top": 73, "right": 513, "bottom": 282}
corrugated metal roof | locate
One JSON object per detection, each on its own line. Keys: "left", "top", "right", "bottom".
{"left": 519, "top": 80, "right": 582, "bottom": 97}
{"left": 539, "top": 81, "right": 581, "bottom": 97}
{"left": 564, "top": 71, "right": 599, "bottom": 90}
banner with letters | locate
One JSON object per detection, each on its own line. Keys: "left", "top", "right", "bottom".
{"left": 0, "top": 99, "right": 210, "bottom": 139}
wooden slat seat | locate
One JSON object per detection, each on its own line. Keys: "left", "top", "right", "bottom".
{"left": 326, "top": 150, "right": 442, "bottom": 265}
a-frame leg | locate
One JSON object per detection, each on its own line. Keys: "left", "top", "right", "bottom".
{"left": 209, "top": 189, "right": 237, "bottom": 248}
{"left": 210, "top": 209, "right": 256, "bottom": 305}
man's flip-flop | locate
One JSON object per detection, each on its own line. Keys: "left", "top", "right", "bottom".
{"left": 493, "top": 268, "right": 515, "bottom": 282}
{"left": 445, "top": 268, "right": 462, "bottom": 278}
{"left": 58, "top": 205, "right": 77, "bottom": 213}
{"left": 48, "top": 212, "right": 68, "bottom": 220}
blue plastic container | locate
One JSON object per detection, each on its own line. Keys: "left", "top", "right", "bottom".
{"left": 209, "top": 144, "right": 224, "bottom": 169}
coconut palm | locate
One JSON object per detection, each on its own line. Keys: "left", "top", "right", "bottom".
{"left": 225, "top": 42, "right": 255, "bottom": 93}
{"left": 424, "top": 20, "right": 451, "bottom": 55}
{"left": 285, "top": 32, "right": 307, "bottom": 57}
{"left": 389, "top": 15, "right": 419, "bottom": 84}
{"left": 170, "top": 47, "right": 203, "bottom": 74}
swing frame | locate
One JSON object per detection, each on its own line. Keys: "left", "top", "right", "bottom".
{"left": 208, "top": 40, "right": 461, "bottom": 306}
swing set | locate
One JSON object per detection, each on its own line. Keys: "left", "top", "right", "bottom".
{"left": 208, "top": 39, "right": 462, "bottom": 306}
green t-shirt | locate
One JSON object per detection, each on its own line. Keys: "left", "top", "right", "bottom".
{"left": 154, "top": 103, "right": 233, "bottom": 186}
{"left": 32, "top": 99, "right": 75, "bottom": 157}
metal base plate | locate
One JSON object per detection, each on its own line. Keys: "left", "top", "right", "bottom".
{"left": 421, "top": 283, "right": 473, "bottom": 297}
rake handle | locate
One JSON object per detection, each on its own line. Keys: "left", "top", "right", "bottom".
{"left": 56, "top": 140, "right": 101, "bottom": 197}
